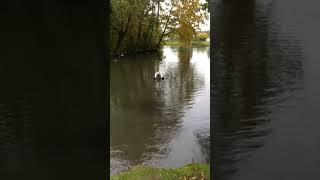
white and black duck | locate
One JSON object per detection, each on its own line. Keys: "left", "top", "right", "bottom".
{"left": 154, "top": 72, "right": 164, "bottom": 80}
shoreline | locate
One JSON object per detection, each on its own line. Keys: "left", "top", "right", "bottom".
{"left": 111, "top": 163, "right": 210, "bottom": 180}
{"left": 111, "top": 42, "right": 210, "bottom": 58}
{"left": 164, "top": 41, "right": 210, "bottom": 47}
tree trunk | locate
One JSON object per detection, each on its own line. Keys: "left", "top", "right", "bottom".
{"left": 152, "top": 1, "right": 160, "bottom": 48}
{"left": 157, "top": 33, "right": 165, "bottom": 48}
{"left": 135, "top": 17, "right": 144, "bottom": 52}
{"left": 113, "top": 14, "right": 132, "bottom": 56}
{"left": 156, "top": 8, "right": 174, "bottom": 48}
{"left": 114, "top": 32, "right": 124, "bottom": 56}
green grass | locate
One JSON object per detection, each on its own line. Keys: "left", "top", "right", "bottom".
{"left": 164, "top": 41, "right": 210, "bottom": 47}
{"left": 191, "top": 41, "right": 210, "bottom": 46}
{"left": 111, "top": 163, "right": 210, "bottom": 180}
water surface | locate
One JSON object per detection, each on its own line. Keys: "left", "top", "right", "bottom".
{"left": 212, "top": 0, "right": 320, "bottom": 179}
{"left": 110, "top": 46, "right": 210, "bottom": 175}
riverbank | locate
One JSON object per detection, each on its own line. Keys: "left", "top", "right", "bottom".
{"left": 111, "top": 163, "right": 210, "bottom": 180}
{"left": 111, "top": 41, "right": 209, "bottom": 58}
{"left": 164, "top": 41, "right": 210, "bottom": 47}
{"left": 111, "top": 49, "right": 160, "bottom": 58}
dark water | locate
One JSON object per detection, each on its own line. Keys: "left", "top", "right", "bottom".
{"left": 110, "top": 46, "right": 210, "bottom": 175}
{"left": 213, "top": 0, "right": 320, "bottom": 179}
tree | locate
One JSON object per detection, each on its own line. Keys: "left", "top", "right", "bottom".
{"left": 174, "top": 0, "right": 208, "bottom": 47}
{"left": 110, "top": 0, "right": 208, "bottom": 55}
{"left": 110, "top": 0, "right": 134, "bottom": 55}
{"left": 111, "top": 0, "right": 162, "bottom": 54}
{"left": 156, "top": 2, "right": 177, "bottom": 48}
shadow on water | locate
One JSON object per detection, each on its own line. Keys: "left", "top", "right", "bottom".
{"left": 212, "top": 0, "right": 304, "bottom": 179}
{"left": 110, "top": 46, "right": 209, "bottom": 175}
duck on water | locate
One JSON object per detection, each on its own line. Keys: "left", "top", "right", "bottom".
{"left": 154, "top": 72, "right": 164, "bottom": 81}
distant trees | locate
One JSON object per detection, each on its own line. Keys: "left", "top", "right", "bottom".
{"left": 110, "top": 0, "right": 208, "bottom": 56}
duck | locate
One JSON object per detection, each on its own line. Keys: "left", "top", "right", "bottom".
{"left": 154, "top": 72, "right": 164, "bottom": 80}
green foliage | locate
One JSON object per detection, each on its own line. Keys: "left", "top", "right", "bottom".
{"left": 174, "top": 0, "right": 208, "bottom": 47}
{"left": 110, "top": 0, "right": 208, "bottom": 55}
{"left": 202, "top": 0, "right": 209, "bottom": 12}
{"left": 111, "top": 163, "right": 210, "bottom": 180}
{"left": 111, "top": 0, "right": 163, "bottom": 55}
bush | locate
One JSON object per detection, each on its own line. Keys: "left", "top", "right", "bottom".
{"left": 196, "top": 33, "right": 209, "bottom": 41}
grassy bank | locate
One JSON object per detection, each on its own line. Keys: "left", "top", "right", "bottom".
{"left": 164, "top": 41, "right": 210, "bottom": 47}
{"left": 111, "top": 163, "right": 210, "bottom": 180}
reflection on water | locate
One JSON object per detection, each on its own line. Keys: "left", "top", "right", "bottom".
{"left": 110, "top": 46, "right": 210, "bottom": 175}
{"left": 212, "top": 0, "right": 304, "bottom": 179}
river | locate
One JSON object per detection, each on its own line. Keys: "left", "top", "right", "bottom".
{"left": 110, "top": 46, "right": 210, "bottom": 175}
{"left": 213, "top": 0, "right": 320, "bottom": 179}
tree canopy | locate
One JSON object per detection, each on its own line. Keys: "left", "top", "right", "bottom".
{"left": 110, "top": 0, "right": 208, "bottom": 56}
